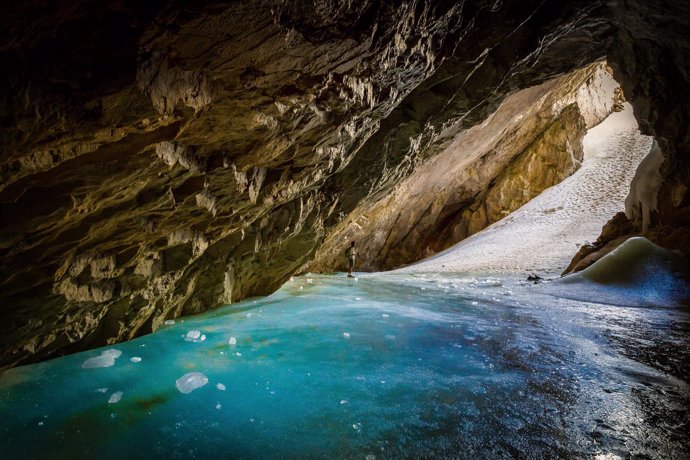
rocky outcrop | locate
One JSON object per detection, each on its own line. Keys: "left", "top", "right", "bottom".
{"left": 1, "top": 0, "right": 689, "bottom": 369}
{"left": 309, "top": 63, "right": 619, "bottom": 272}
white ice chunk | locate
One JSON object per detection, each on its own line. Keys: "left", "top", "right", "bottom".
{"left": 228, "top": 337, "right": 237, "bottom": 345}
{"left": 340, "top": 399, "right": 348, "bottom": 404}
{"left": 95, "top": 388, "right": 108, "bottom": 393}
{"left": 176, "top": 372, "right": 209, "bottom": 394}
{"left": 164, "top": 319, "right": 175, "bottom": 325}
{"left": 342, "top": 332, "right": 350, "bottom": 338}
{"left": 108, "top": 391, "right": 123, "bottom": 404}
{"left": 215, "top": 403, "right": 222, "bottom": 410}
{"left": 216, "top": 383, "right": 226, "bottom": 391}
{"left": 101, "top": 349, "right": 122, "bottom": 359}
{"left": 82, "top": 349, "right": 122, "bottom": 369}
{"left": 82, "top": 355, "right": 115, "bottom": 369}
{"left": 200, "top": 334, "right": 206, "bottom": 341}
{"left": 185, "top": 330, "right": 201, "bottom": 341}
{"left": 130, "top": 357, "right": 142, "bottom": 363}
{"left": 475, "top": 278, "right": 502, "bottom": 287}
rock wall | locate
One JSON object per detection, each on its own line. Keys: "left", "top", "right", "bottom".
{"left": 309, "top": 64, "right": 619, "bottom": 272}
{"left": 0, "top": 0, "right": 688, "bottom": 369}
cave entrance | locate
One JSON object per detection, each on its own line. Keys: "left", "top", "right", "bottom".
{"left": 310, "top": 63, "right": 662, "bottom": 279}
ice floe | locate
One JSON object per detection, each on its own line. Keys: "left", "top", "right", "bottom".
{"left": 82, "top": 349, "right": 123, "bottom": 369}
{"left": 175, "top": 372, "right": 209, "bottom": 394}
{"left": 184, "top": 330, "right": 205, "bottom": 342}
{"left": 108, "top": 391, "right": 123, "bottom": 404}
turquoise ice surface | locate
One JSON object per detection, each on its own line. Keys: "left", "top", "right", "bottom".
{"left": 1, "top": 273, "right": 688, "bottom": 459}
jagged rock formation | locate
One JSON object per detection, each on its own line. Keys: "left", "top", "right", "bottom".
{"left": 1, "top": 0, "right": 689, "bottom": 369}
{"left": 309, "top": 63, "right": 620, "bottom": 271}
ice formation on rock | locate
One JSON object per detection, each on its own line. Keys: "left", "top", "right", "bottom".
{"left": 545, "top": 237, "right": 690, "bottom": 307}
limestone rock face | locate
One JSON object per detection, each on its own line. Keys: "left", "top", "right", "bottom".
{"left": 309, "top": 64, "right": 618, "bottom": 272}
{"left": 0, "top": 0, "right": 688, "bottom": 368}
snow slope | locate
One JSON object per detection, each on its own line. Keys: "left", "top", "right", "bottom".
{"left": 396, "top": 103, "right": 652, "bottom": 275}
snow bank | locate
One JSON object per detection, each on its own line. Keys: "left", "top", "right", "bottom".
{"left": 544, "top": 237, "right": 690, "bottom": 307}
{"left": 175, "top": 372, "right": 209, "bottom": 394}
{"left": 395, "top": 103, "right": 651, "bottom": 275}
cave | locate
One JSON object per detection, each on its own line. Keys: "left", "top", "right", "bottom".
{"left": 1, "top": 1, "right": 689, "bottom": 458}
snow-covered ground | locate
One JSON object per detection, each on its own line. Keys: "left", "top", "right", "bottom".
{"left": 396, "top": 103, "right": 652, "bottom": 275}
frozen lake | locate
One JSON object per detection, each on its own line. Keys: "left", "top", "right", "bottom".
{"left": 1, "top": 273, "right": 688, "bottom": 459}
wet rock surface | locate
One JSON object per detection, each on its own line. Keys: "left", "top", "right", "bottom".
{"left": 0, "top": 0, "right": 689, "bottom": 368}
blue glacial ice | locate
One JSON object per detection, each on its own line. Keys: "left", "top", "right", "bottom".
{"left": 0, "top": 273, "right": 688, "bottom": 459}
